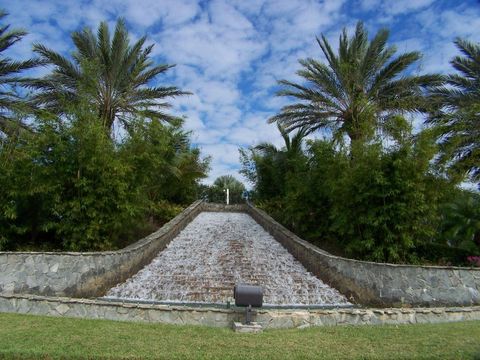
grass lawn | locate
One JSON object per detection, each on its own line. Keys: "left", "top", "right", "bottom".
{"left": 0, "top": 313, "right": 479, "bottom": 359}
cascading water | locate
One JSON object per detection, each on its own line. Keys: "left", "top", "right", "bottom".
{"left": 104, "top": 212, "right": 351, "bottom": 306}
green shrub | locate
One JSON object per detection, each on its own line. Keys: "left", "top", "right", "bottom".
{"left": 242, "top": 125, "right": 463, "bottom": 264}
{"left": 0, "top": 111, "right": 208, "bottom": 251}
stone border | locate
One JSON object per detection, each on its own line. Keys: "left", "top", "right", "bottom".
{"left": 246, "top": 203, "right": 480, "bottom": 307}
{"left": 0, "top": 201, "right": 204, "bottom": 298}
{"left": 1, "top": 293, "right": 479, "bottom": 329}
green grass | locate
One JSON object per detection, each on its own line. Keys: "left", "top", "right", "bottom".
{"left": 0, "top": 313, "right": 479, "bottom": 359}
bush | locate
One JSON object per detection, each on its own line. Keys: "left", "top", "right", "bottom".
{"left": 415, "top": 243, "right": 471, "bottom": 266}
{"left": 0, "top": 111, "right": 208, "bottom": 251}
{"left": 202, "top": 175, "right": 246, "bottom": 204}
{"left": 242, "top": 125, "right": 463, "bottom": 264}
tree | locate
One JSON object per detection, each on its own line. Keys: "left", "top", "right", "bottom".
{"left": 213, "top": 175, "right": 245, "bottom": 194}
{"left": 428, "top": 38, "right": 480, "bottom": 186}
{"left": 0, "top": 104, "right": 209, "bottom": 251}
{"left": 242, "top": 116, "right": 458, "bottom": 263}
{"left": 207, "top": 175, "right": 246, "bottom": 204}
{"left": 269, "top": 21, "right": 443, "bottom": 143}
{"left": 439, "top": 190, "right": 480, "bottom": 252}
{"left": 0, "top": 106, "right": 143, "bottom": 251}
{"left": 120, "top": 117, "right": 209, "bottom": 207}
{"left": 30, "top": 18, "right": 189, "bottom": 132}
{"left": 240, "top": 124, "right": 308, "bottom": 200}
{"left": 326, "top": 134, "right": 445, "bottom": 263}
{"left": 0, "top": 10, "right": 41, "bottom": 135}
{"left": 255, "top": 123, "right": 308, "bottom": 159}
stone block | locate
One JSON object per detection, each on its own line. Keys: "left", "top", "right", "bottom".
{"left": 232, "top": 321, "right": 263, "bottom": 333}
{"left": 55, "top": 303, "right": 70, "bottom": 315}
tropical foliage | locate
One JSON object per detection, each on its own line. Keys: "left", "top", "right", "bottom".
{"left": 242, "top": 122, "right": 460, "bottom": 263}
{"left": 0, "top": 15, "right": 208, "bottom": 252}
{"left": 29, "top": 18, "right": 188, "bottom": 133}
{"left": 240, "top": 124, "right": 308, "bottom": 201}
{"left": 428, "top": 38, "right": 480, "bottom": 186}
{"left": 439, "top": 190, "right": 480, "bottom": 252}
{"left": 269, "top": 21, "right": 442, "bottom": 143}
{"left": 243, "top": 24, "right": 480, "bottom": 265}
{"left": 0, "top": 104, "right": 209, "bottom": 251}
{"left": 0, "top": 11, "right": 41, "bottom": 136}
{"left": 202, "top": 175, "right": 246, "bottom": 204}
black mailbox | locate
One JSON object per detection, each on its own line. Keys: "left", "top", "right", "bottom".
{"left": 234, "top": 284, "right": 263, "bottom": 307}
{"left": 233, "top": 284, "right": 263, "bottom": 325}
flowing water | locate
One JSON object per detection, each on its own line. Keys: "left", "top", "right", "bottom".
{"left": 104, "top": 212, "right": 351, "bottom": 306}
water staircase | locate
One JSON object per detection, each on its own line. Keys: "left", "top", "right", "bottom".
{"left": 104, "top": 212, "right": 351, "bottom": 307}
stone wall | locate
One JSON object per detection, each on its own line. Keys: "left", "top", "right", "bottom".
{"left": 0, "top": 201, "right": 204, "bottom": 298}
{"left": 1, "top": 293, "right": 479, "bottom": 329}
{"left": 246, "top": 204, "right": 480, "bottom": 307}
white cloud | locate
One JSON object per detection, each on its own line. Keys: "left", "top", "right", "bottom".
{"left": 359, "top": 0, "right": 435, "bottom": 16}
{"left": 384, "top": 0, "right": 436, "bottom": 15}
{"left": 3, "top": 0, "right": 480, "bottom": 186}
{"left": 412, "top": 5, "right": 480, "bottom": 74}
{"left": 227, "top": 114, "right": 284, "bottom": 148}
{"left": 89, "top": 0, "right": 200, "bottom": 28}
{"left": 208, "top": 0, "right": 254, "bottom": 31}
{"left": 393, "top": 38, "right": 425, "bottom": 54}
{"left": 153, "top": 9, "right": 266, "bottom": 79}
{"left": 432, "top": 9, "right": 480, "bottom": 40}
{"left": 182, "top": 112, "right": 205, "bottom": 131}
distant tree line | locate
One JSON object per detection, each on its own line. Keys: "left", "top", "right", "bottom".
{"left": 200, "top": 175, "right": 246, "bottom": 204}
{"left": 241, "top": 22, "right": 480, "bottom": 265}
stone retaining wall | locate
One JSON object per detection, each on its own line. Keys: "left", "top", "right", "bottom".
{"left": 1, "top": 293, "right": 479, "bottom": 329}
{"left": 0, "top": 201, "right": 204, "bottom": 298}
{"left": 246, "top": 204, "right": 480, "bottom": 307}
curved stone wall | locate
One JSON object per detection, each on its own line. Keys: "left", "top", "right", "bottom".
{"left": 0, "top": 201, "right": 204, "bottom": 298}
{"left": 246, "top": 203, "right": 480, "bottom": 307}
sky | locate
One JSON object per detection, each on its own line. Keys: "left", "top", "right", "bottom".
{"left": 2, "top": 0, "right": 480, "bottom": 185}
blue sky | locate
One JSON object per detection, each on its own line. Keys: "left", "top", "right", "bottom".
{"left": 2, "top": 0, "right": 480, "bottom": 184}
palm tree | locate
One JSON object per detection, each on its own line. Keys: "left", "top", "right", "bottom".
{"left": 255, "top": 123, "right": 308, "bottom": 158}
{"left": 213, "top": 175, "right": 245, "bottom": 194}
{"left": 440, "top": 191, "right": 480, "bottom": 251}
{"left": 30, "top": 19, "right": 189, "bottom": 132}
{"left": 245, "top": 125, "right": 308, "bottom": 199}
{"left": 428, "top": 38, "right": 480, "bottom": 185}
{"left": 269, "top": 21, "right": 443, "bottom": 143}
{"left": 210, "top": 175, "right": 246, "bottom": 204}
{"left": 0, "top": 11, "right": 41, "bottom": 135}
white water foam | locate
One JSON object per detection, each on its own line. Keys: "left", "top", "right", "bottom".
{"left": 104, "top": 212, "right": 351, "bottom": 306}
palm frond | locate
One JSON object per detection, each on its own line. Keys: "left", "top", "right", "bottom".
{"left": 0, "top": 11, "right": 41, "bottom": 135}
{"left": 28, "top": 18, "right": 188, "bottom": 133}
{"left": 271, "top": 21, "right": 442, "bottom": 143}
